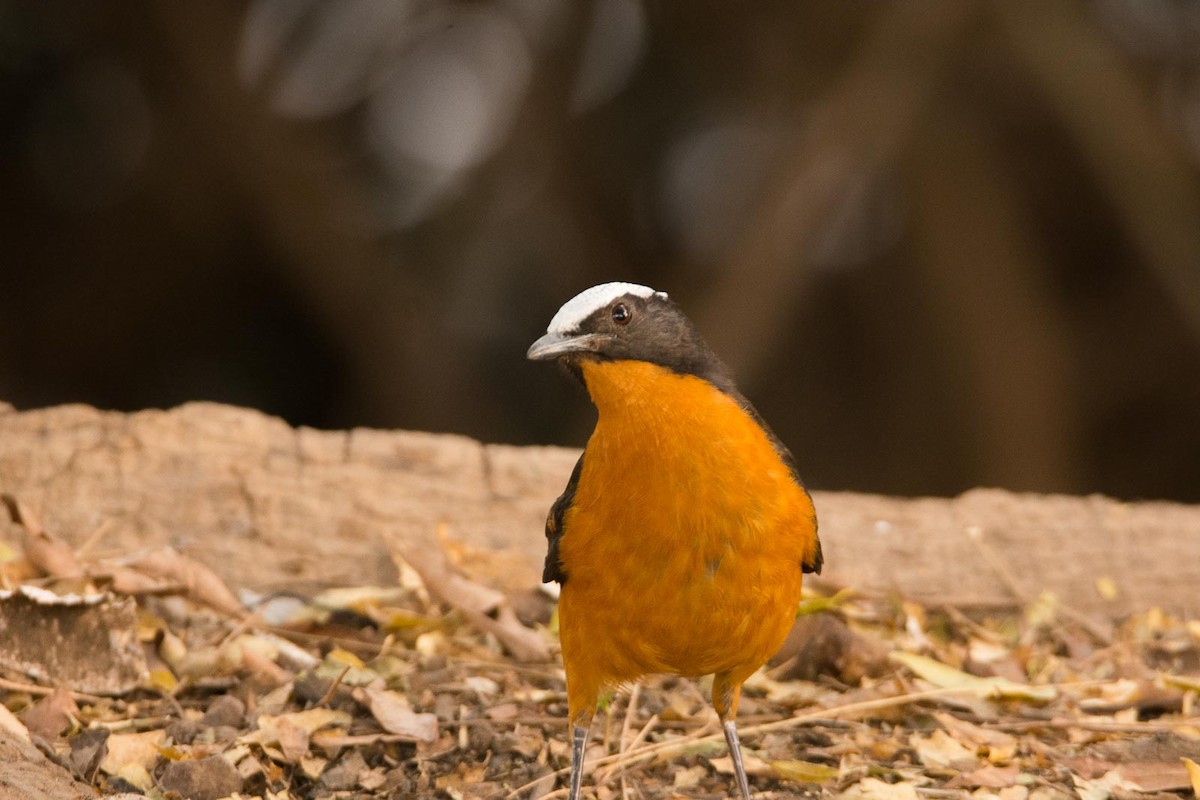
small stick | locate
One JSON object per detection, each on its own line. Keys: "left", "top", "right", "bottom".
{"left": 315, "top": 665, "right": 351, "bottom": 707}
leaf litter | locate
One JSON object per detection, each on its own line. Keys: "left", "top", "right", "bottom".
{"left": 0, "top": 494, "right": 1198, "bottom": 799}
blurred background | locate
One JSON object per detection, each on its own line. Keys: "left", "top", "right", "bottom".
{"left": 2, "top": 1, "right": 1199, "bottom": 502}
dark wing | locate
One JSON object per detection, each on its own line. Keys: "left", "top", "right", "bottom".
{"left": 543, "top": 452, "right": 584, "bottom": 584}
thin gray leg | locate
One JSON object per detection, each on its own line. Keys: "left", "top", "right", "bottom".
{"left": 723, "top": 719, "right": 752, "bottom": 799}
{"left": 569, "top": 723, "right": 589, "bottom": 800}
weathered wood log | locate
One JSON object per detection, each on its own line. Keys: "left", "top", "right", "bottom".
{"left": 0, "top": 402, "right": 1194, "bottom": 618}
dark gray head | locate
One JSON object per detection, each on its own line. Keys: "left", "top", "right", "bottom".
{"left": 527, "top": 282, "right": 732, "bottom": 384}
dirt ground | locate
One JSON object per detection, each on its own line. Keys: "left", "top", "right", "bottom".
{"left": 0, "top": 404, "right": 1198, "bottom": 799}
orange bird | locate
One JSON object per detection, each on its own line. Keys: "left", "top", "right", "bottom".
{"left": 528, "top": 283, "right": 822, "bottom": 799}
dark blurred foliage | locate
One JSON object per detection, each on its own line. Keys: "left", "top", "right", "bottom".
{"left": 2, "top": 1, "right": 1200, "bottom": 501}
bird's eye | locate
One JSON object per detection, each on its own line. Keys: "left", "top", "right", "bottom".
{"left": 611, "top": 303, "right": 631, "bottom": 325}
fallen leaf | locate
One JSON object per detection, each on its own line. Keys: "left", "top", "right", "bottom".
{"left": 913, "top": 729, "right": 978, "bottom": 769}
{"left": 397, "top": 545, "right": 504, "bottom": 616}
{"left": 360, "top": 685, "right": 438, "bottom": 742}
{"left": 18, "top": 686, "right": 78, "bottom": 739}
{"left": 101, "top": 729, "right": 165, "bottom": 776}
{"left": 1182, "top": 757, "right": 1200, "bottom": 797}
{"left": 462, "top": 604, "right": 552, "bottom": 662}
{"left": 956, "top": 763, "right": 1020, "bottom": 789}
{"left": 249, "top": 707, "right": 351, "bottom": 739}
{"left": 768, "top": 759, "right": 840, "bottom": 783}
{"left": 1072, "top": 769, "right": 1140, "bottom": 800}
{"left": 1115, "top": 761, "right": 1193, "bottom": 792}
{"left": 299, "top": 753, "right": 327, "bottom": 780}
{"left": 932, "top": 711, "right": 1018, "bottom": 761}
{"left": 68, "top": 727, "right": 109, "bottom": 782}
{"left": 398, "top": 542, "right": 552, "bottom": 662}
{"left": 125, "top": 547, "right": 245, "bottom": 617}
{"left": 710, "top": 752, "right": 772, "bottom": 777}
{"left": 0, "top": 703, "right": 30, "bottom": 741}
{"left": 835, "top": 777, "right": 921, "bottom": 800}
{"left": 674, "top": 764, "right": 707, "bottom": 789}
{"left": 242, "top": 708, "right": 351, "bottom": 764}
{"left": 889, "top": 652, "right": 1057, "bottom": 702}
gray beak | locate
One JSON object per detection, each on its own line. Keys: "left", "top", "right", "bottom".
{"left": 527, "top": 331, "right": 607, "bottom": 360}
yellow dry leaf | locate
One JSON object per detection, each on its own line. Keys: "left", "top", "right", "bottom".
{"left": 796, "top": 587, "right": 854, "bottom": 616}
{"left": 101, "top": 730, "right": 165, "bottom": 776}
{"left": 1095, "top": 577, "right": 1119, "bottom": 601}
{"left": 257, "top": 708, "right": 351, "bottom": 737}
{"left": 300, "top": 754, "right": 327, "bottom": 780}
{"left": 1162, "top": 673, "right": 1200, "bottom": 694}
{"left": 324, "top": 647, "right": 364, "bottom": 669}
{"left": 769, "top": 759, "right": 840, "bottom": 783}
{"left": 889, "top": 652, "right": 1057, "bottom": 702}
{"left": 1182, "top": 758, "right": 1200, "bottom": 797}
{"left": 316, "top": 650, "right": 378, "bottom": 685}
{"left": 242, "top": 707, "right": 352, "bottom": 764}
{"left": 114, "top": 763, "right": 153, "bottom": 792}
{"left": 673, "top": 764, "right": 707, "bottom": 789}
{"left": 146, "top": 668, "right": 177, "bottom": 693}
{"left": 1023, "top": 591, "right": 1060, "bottom": 630}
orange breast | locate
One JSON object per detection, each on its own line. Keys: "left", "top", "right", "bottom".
{"left": 558, "top": 360, "right": 817, "bottom": 703}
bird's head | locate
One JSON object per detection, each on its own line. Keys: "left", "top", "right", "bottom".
{"left": 527, "top": 282, "right": 721, "bottom": 379}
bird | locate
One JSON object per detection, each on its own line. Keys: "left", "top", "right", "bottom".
{"left": 527, "top": 282, "right": 822, "bottom": 799}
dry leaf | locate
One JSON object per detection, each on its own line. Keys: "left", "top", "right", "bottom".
{"left": 710, "top": 752, "right": 772, "bottom": 777}
{"left": 889, "top": 652, "right": 1057, "bottom": 702}
{"left": 101, "top": 729, "right": 166, "bottom": 777}
{"left": 397, "top": 541, "right": 551, "bottom": 661}
{"left": 835, "top": 777, "right": 921, "bottom": 800}
{"left": 913, "top": 729, "right": 978, "bottom": 770}
{"left": 768, "top": 759, "right": 840, "bottom": 783}
{"left": 398, "top": 545, "right": 504, "bottom": 615}
{"left": 18, "top": 686, "right": 79, "bottom": 739}
{"left": 674, "top": 764, "right": 707, "bottom": 789}
{"left": 460, "top": 605, "right": 552, "bottom": 663}
{"left": 932, "top": 711, "right": 1018, "bottom": 761}
{"left": 957, "top": 763, "right": 1020, "bottom": 789}
{"left": 1182, "top": 758, "right": 1200, "bottom": 797}
{"left": 0, "top": 703, "right": 30, "bottom": 742}
{"left": 360, "top": 685, "right": 438, "bottom": 742}
{"left": 125, "top": 547, "right": 245, "bottom": 617}
{"left": 1072, "top": 770, "right": 1140, "bottom": 800}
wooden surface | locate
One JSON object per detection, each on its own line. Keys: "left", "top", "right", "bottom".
{"left": 0, "top": 402, "right": 1195, "bottom": 618}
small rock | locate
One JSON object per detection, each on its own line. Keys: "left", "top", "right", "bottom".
{"left": 318, "top": 750, "right": 368, "bottom": 792}
{"left": 202, "top": 694, "right": 245, "bottom": 728}
{"left": 165, "top": 718, "right": 204, "bottom": 745}
{"left": 195, "top": 725, "right": 239, "bottom": 745}
{"left": 292, "top": 670, "right": 331, "bottom": 705}
{"left": 157, "top": 754, "right": 243, "bottom": 800}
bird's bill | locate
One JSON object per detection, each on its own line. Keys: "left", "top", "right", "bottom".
{"left": 526, "top": 331, "right": 608, "bottom": 361}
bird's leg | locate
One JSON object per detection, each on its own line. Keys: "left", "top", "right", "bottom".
{"left": 568, "top": 722, "right": 590, "bottom": 800}
{"left": 713, "top": 672, "right": 752, "bottom": 799}
{"left": 722, "top": 719, "right": 752, "bottom": 800}
{"left": 564, "top": 703, "right": 595, "bottom": 800}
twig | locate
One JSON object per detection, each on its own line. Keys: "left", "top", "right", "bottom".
{"left": 73, "top": 519, "right": 115, "bottom": 561}
{"left": 983, "top": 716, "right": 1200, "bottom": 733}
{"left": 506, "top": 684, "right": 1007, "bottom": 799}
{"left": 315, "top": 664, "right": 351, "bottom": 707}
{"left": 0, "top": 676, "right": 105, "bottom": 704}
{"left": 597, "top": 683, "right": 641, "bottom": 786}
